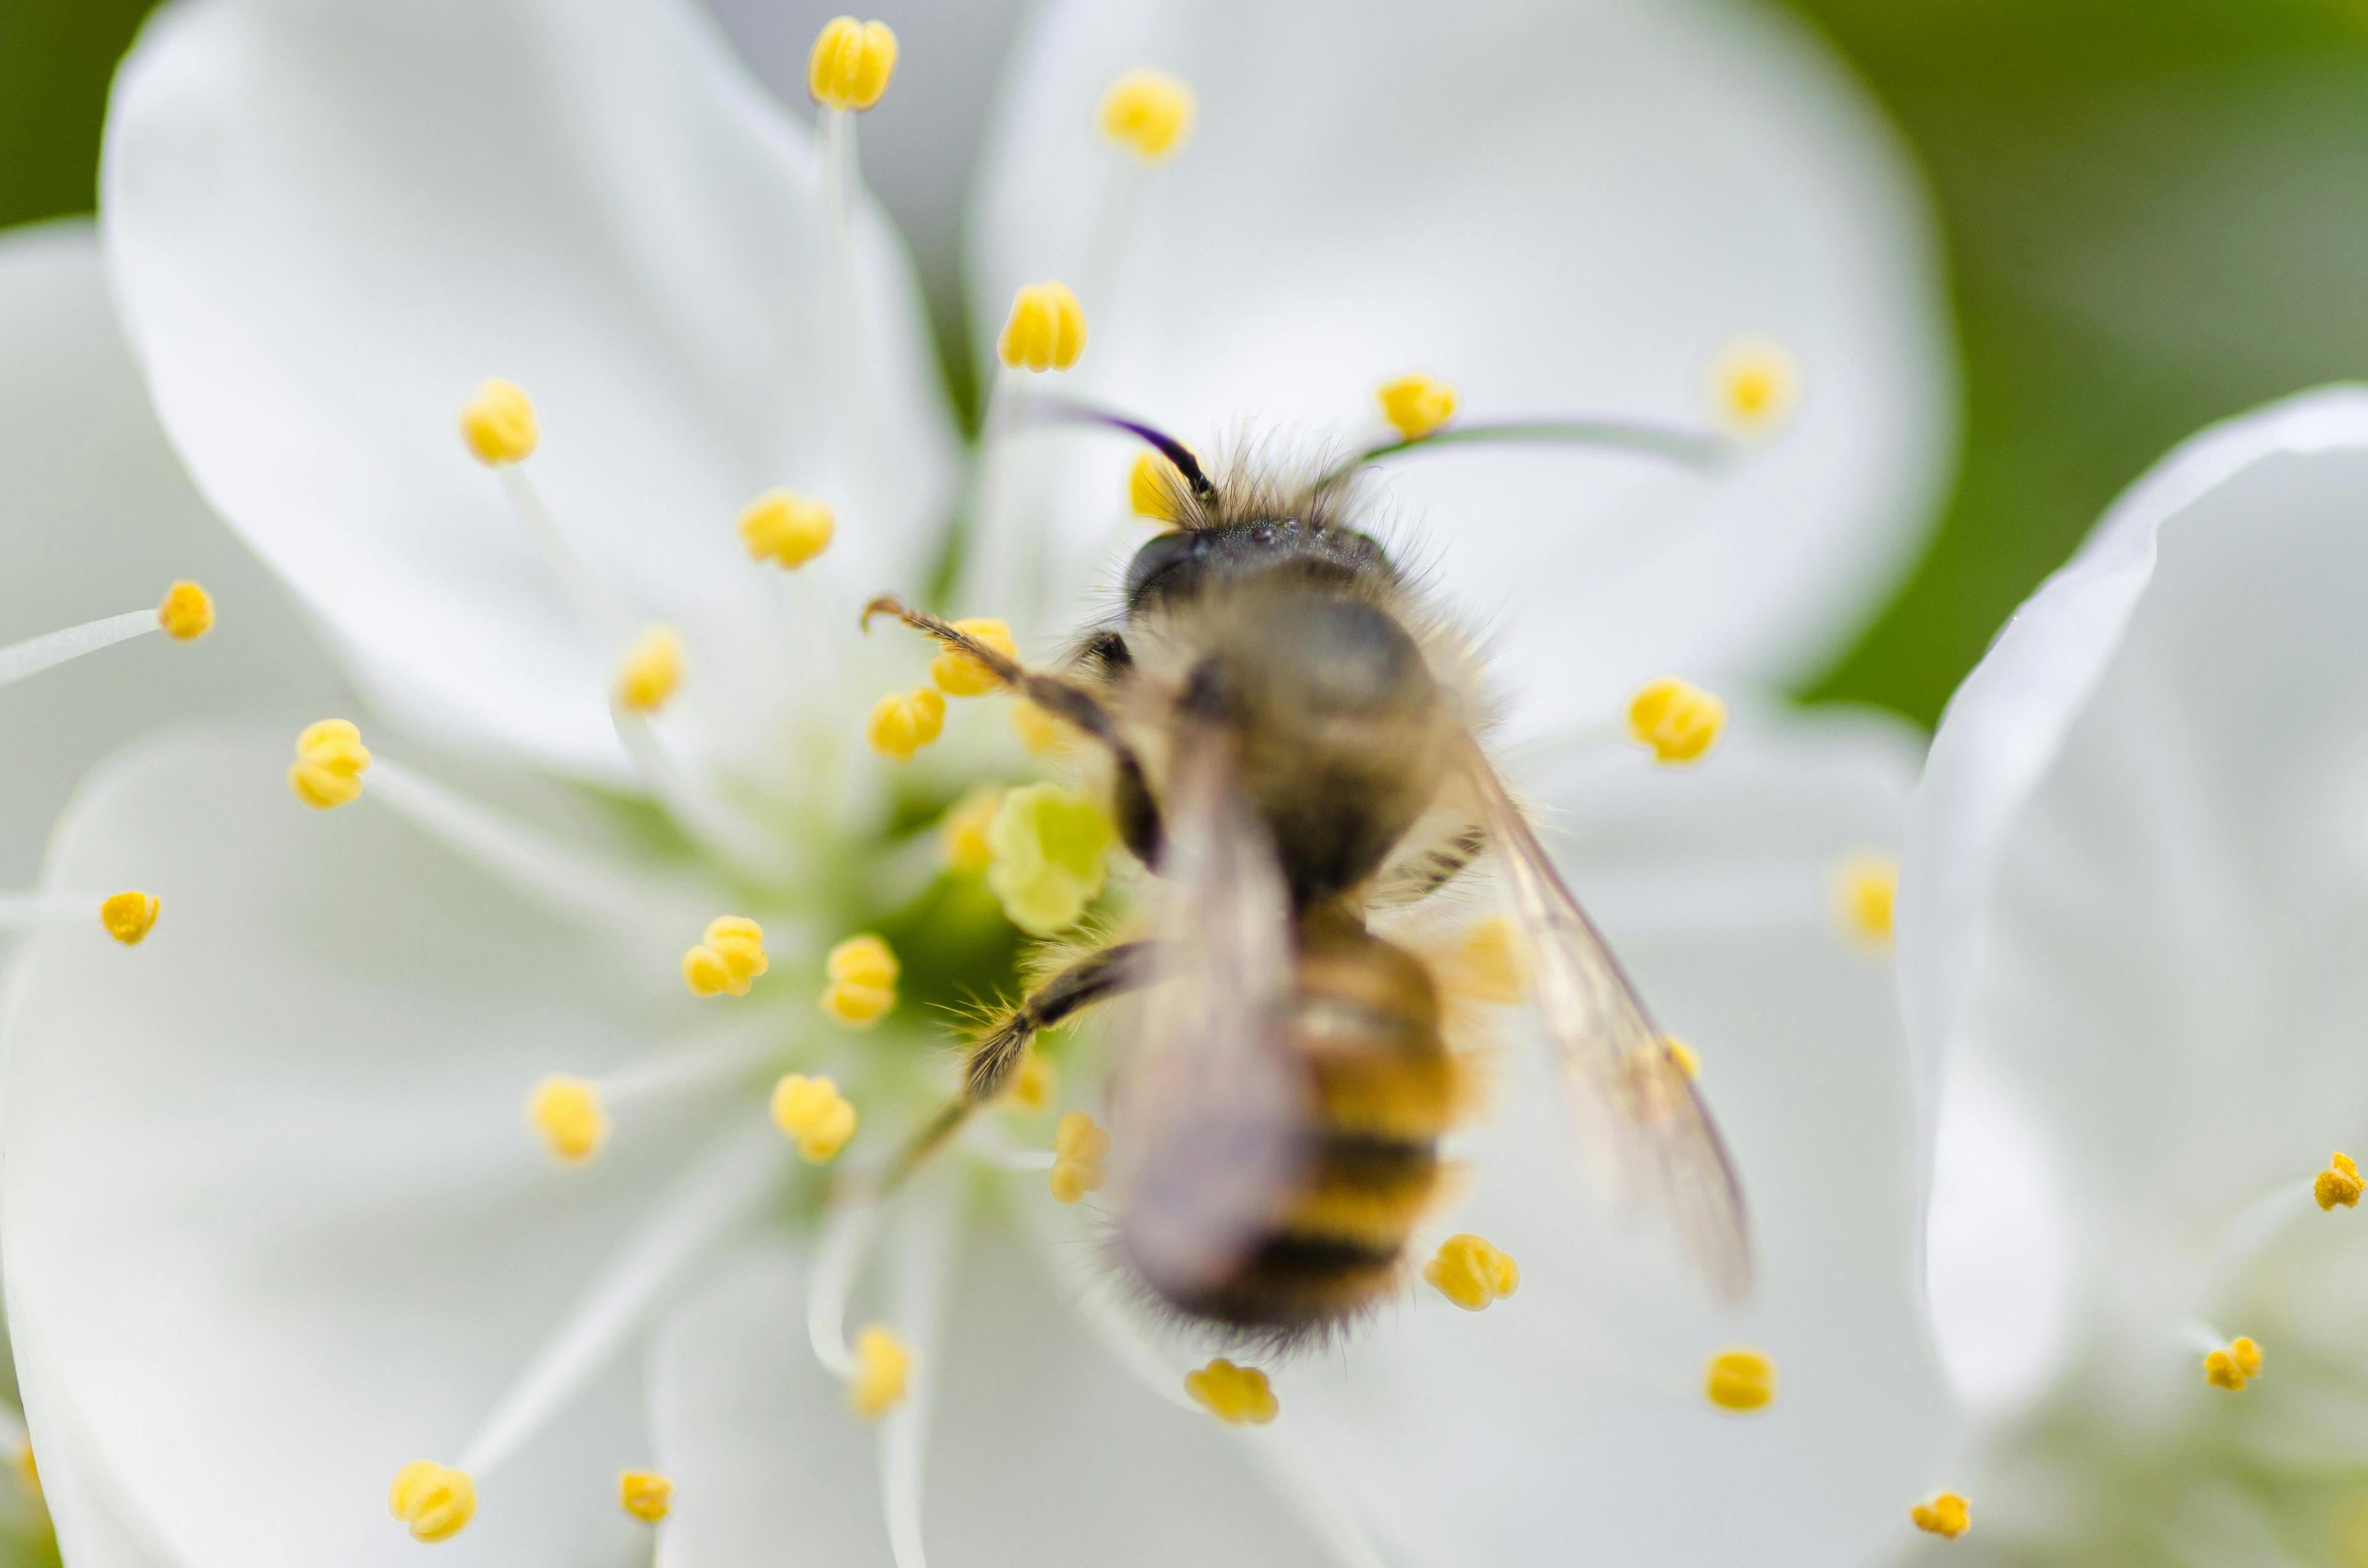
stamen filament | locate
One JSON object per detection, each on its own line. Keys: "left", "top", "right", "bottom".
{"left": 495, "top": 466, "right": 635, "bottom": 652}
{"left": 879, "top": 1183, "right": 960, "bottom": 1568}
{"left": 1315, "top": 418, "right": 1727, "bottom": 491}
{"left": 456, "top": 1128, "right": 783, "bottom": 1478}
{"left": 0, "top": 607, "right": 168, "bottom": 689}
{"left": 807, "top": 1199, "right": 883, "bottom": 1379}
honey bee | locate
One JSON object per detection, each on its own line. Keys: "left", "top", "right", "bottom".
{"left": 865, "top": 404, "right": 1750, "bottom": 1346}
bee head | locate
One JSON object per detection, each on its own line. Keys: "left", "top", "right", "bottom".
{"left": 1122, "top": 519, "right": 1392, "bottom": 615}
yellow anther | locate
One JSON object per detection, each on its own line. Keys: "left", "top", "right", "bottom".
{"left": 2205, "top": 1336, "right": 2263, "bottom": 1390}
{"left": 1452, "top": 916, "right": 1528, "bottom": 1005}
{"left": 1128, "top": 449, "right": 1194, "bottom": 523}
{"left": 1007, "top": 1046, "right": 1056, "bottom": 1111}
{"left": 1664, "top": 1036, "right": 1700, "bottom": 1079}
{"left": 849, "top": 1324, "right": 912, "bottom": 1418}
{"left": 614, "top": 626, "right": 683, "bottom": 715}
{"left": 866, "top": 686, "right": 947, "bottom": 762}
{"left": 1627, "top": 676, "right": 1727, "bottom": 766}
{"left": 1704, "top": 1347, "right": 1778, "bottom": 1412}
{"left": 388, "top": 1460, "right": 476, "bottom": 1544}
{"left": 618, "top": 1470, "right": 673, "bottom": 1524}
{"left": 157, "top": 580, "right": 214, "bottom": 641}
{"left": 1099, "top": 68, "right": 1196, "bottom": 159}
{"left": 997, "top": 281, "right": 1087, "bottom": 372}
{"left": 289, "top": 718, "right": 371, "bottom": 810}
{"left": 682, "top": 915, "right": 769, "bottom": 998}
{"left": 1185, "top": 1358, "right": 1278, "bottom": 1426}
{"left": 526, "top": 1075, "right": 608, "bottom": 1165}
{"left": 771, "top": 1073, "right": 860, "bottom": 1163}
{"left": 1376, "top": 372, "right": 1459, "bottom": 441}
{"left": 1708, "top": 336, "right": 1800, "bottom": 437}
{"left": 99, "top": 890, "right": 160, "bottom": 946}
{"left": 1423, "top": 1233, "right": 1520, "bottom": 1311}
{"left": 1835, "top": 852, "right": 1901, "bottom": 950}
{"left": 1050, "top": 1109, "right": 1110, "bottom": 1204}
{"left": 931, "top": 618, "right": 1018, "bottom": 697}
{"left": 820, "top": 934, "right": 899, "bottom": 1027}
{"left": 1012, "top": 699, "right": 1075, "bottom": 757}
{"left": 2318, "top": 1151, "right": 2362, "bottom": 1211}
{"left": 459, "top": 377, "right": 538, "bottom": 466}
{"left": 942, "top": 786, "right": 1003, "bottom": 874}
{"left": 987, "top": 783, "right": 1117, "bottom": 937}
{"left": 1911, "top": 1492, "right": 1971, "bottom": 1540}
{"left": 739, "top": 489, "right": 836, "bottom": 569}
{"left": 808, "top": 16, "right": 898, "bottom": 112}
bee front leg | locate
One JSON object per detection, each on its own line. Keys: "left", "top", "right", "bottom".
{"left": 876, "top": 941, "right": 1151, "bottom": 1192}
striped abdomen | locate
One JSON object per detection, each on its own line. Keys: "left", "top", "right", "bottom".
{"left": 1163, "top": 921, "right": 1455, "bottom": 1341}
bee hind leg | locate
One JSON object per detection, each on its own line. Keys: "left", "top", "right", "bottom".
{"left": 875, "top": 940, "right": 1152, "bottom": 1193}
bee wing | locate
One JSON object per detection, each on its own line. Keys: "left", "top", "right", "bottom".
{"left": 1110, "top": 728, "right": 1309, "bottom": 1300}
{"left": 1468, "top": 749, "right": 1756, "bottom": 1303}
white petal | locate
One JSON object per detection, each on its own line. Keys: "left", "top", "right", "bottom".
{"left": 1293, "top": 707, "right": 1957, "bottom": 1567}
{"left": 0, "top": 220, "right": 341, "bottom": 889}
{"left": 0, "top": 729, "right": 744, "bottom": 1566}
{"left": 967, "top": 0, "right": 1953, "bottom": 725}
{"left": 1902, "top": 385, "right": 2368, "bottom": 1402}
{"left": 105, "top": 0, "right": 960, "bottom": 784}
{"left": 652, "top": 1214, "right": 1334, "bottom": 1567}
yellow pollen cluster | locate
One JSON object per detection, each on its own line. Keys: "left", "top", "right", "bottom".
{"left": 2318, "top": 1151, "right": 2362, "bottom": 1211}
{"left": 1912, "top": 1492, "right": 1971, "bottom": 1540}
{"left": 998, "top": 281, "right": 1087, "bottom": 372}
{"left": 1709, "top": 336, "right": 1800, "bottom": 437}
{"left": 808, "top": 16, "right": 898, "bottom": 112}
{"left": 289, "top": 718, "right": 371, "bottom": 810}
{"left": 820, "top": 934, "right": 899, "bottom": 1027}
{"left": 771, "top": 1073, "right": 860, "bottom": 1164}
{"left": 682, "top": 916, "right": 768, "bottom": 998}
{"left": 1627, "top": 676, "right": 1727, "bottom": 765}
{"left": 1664, "top": 1036, "right": 1701, "bottom": 1078}
{"left": 1129, "top": 449, "right": 1193, "bottom": 523}
{"left": 987, "top": 783, "right": 1117, "bottom": 937}
{"left": 1835, "top": 853, "right": 1901, "bottom": 949}
{"left": 931, "top": 618, "right": 1018, "bottom": 696}
{"left": 1376, "top": 372, "right": 1459, "bottom": 440}
{"left": 1050, "top": 1110, "right": 1110, "bottom": 1204}
{"left": 527, "top": 1074, "right": 608, "bottom": 1165}
{"left": 1704, "top": 1347, "right": 1778, "bottom": 1412}
{"left": 618, "top": 1470, "right": 672, "bottom": 1524}
{"left": 941, "top": 786, "right": 1003, "bottom": 874}
{"left": 867, "top": 686, "right": 947, "bottom": 761}
{"left": 459, "top": 377, "right": 539, "bottom": 466}
{"left": 739, "top": 488, "right": 835, "bottom": 569}
{"left": 1424, "top": 1233, "right": 1521, "bottom": 1311}
{"left": 1099, "top": 68, "right": 1196, "bottom": 159}
{"left": 1006, "top": 1046, "right": 1056, "bottom": 1111}
{"left": 849, "top": 1323, "right": 912, "bottom": 1418}
{"left": 1185, "top": 1358, "right": 1278, "bottom": 1426}
{"left": 1012, "top": 699, "right": 1075, "bottom": 757}
{"left": 614, "top": 626, "right": 683, "bottom": 715}
{"left": 2205, "top": 1336, "right": 2263, "bottom": 1392}
{"left": 100, "top": 890, "right": 160, "bottom": 946}
{"left": 157, "top": 580, "right": 214, "bottom": 641}
{"left": 388, "top": 1460, "right": 476, "bottom": 1543}
{"left": 1451, "top": 916, "right": 1529, "bottom": 1005}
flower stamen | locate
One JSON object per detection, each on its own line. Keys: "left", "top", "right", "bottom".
{"left": 683, "top": 916, "right": 769, "bottom": 998}
{"left": 1912, "top": 1492, "right": 1971, "bottom": 1540}
{"left": 739, "top": 489, "right": 836, "bottom": 570}
{"left": 771, "top": 1073, "right": 860, "bottom": 1164}
{"left": 1708, "top": 336, "right": 1800, "bottom": 437}
{"left": 1627, "top": 677, "right": 1726, "bottom": 765}
{"left": 1129, "top": 448, "right": 1194, "bottom": 523}
{"left": 1833, "top": 852, "right": 1900, "bottom": 950}
{"left": 289, "top": 718, "right": 371, "bottom": 810}
{"left": 1376, "top": 373, "right": 1458, "bottom": 441}
{"left": 613, "top": 625, "right": 683, "bottom": 715}
{"left": 0, "top": 580, "right": 216, "bottom": 689}
{"left": 2205, "top": 1335, "right": 2264, "bottom": 1391}
{"left": 940, "top": 786, "right": 1003, "bottom": 874}
{"left": 866, "top": 686, "right": 947, "bottom": 761}
{"left": 808, "top": 17, "right": 898, "bottom": 112}
{"left": 997, "top": 282, "right": 1088, "bottom": 373}
{"left": 850, "top": 1323, "right": 913, "bottom": 1418}
{"left": 99, "top": 890, "right": 160, "bottom": 946}
{"left": 1049, "top": 1110, "right": 1109, "bottom": 1204}
{"left": 2317, "top": 1151, "right": 2362, "bottom": 1211}
{"left": 1423, "top": 1233, "right": 1520, "bottom": 1311}
{"left": 1704, "top": 1347, "right": 1778, "bottom": 1412}
{"left": 1186, "top": 1358, "right": 1279, "bottom": 1425}
{"left": 618, "top": 1469, "right": 673, "bottom": 1524}
{"left": 388, "top": 1460, "right": 476, "bottom": 1543}
{"left": 930, "top": 618, "right": 1018, "bottom": 696}
{"left": 820, "top": 934, "right": 899, "bottom": 1027}
{"left": 526, "top": 1075, "right": 609, "bottom": 1165}
{"left": 1100, "top": 69, "right": 1196, "bottom": 160}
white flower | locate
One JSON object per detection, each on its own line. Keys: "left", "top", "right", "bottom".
{"left": 0, "top": 0, "right": 1960, "bottom": 1564}
{"left": 1908, "top": 385, "right": 2368, "bottom": 1561}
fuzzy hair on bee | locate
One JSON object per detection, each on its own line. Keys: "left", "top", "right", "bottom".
{"left": 860, "top": 399, "right": 1753, "bottom": 1353}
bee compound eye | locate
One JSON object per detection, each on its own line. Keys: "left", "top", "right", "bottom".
{"left": 1123, "top": 528, "right": 1201, "bottom": 608}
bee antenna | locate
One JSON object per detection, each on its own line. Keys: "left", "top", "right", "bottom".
{"left": 1021, "top": 394, "right": 1220, "bottom": 503}
{"left": 1312, "top": 419, "right": 1730, "bottom": 491}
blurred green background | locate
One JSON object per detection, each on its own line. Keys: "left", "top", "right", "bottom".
{"left": 9, "top": 0, "right": 2367, "bottom": 728}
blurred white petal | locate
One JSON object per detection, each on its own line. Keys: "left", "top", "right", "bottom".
{"left": 0, "top": 730, "right": 746, "bottom": 1566}
{"left": 968, "top": 0, "right": 1954, "bottom": 728}
{"left": 104, "top": 0, "right": 959, "bottom": 784}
